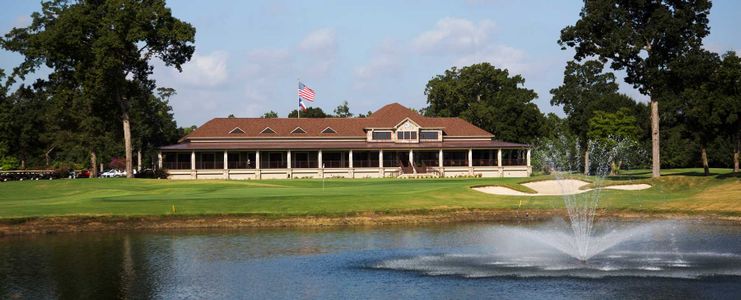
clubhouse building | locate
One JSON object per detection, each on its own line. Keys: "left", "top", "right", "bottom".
{"left": 159, "top": 103, "right": 531, "bottom": 179}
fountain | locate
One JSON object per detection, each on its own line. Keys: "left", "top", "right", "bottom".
{"left": 374, "top": 139, "right": 741, "bottom": 278}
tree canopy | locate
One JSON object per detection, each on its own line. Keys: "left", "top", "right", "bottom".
{"left": 288, "top": 107, "right": 328, "bottom": 118}
{"left": 424, "top": 63, "right": 546, "bottom": 143}
{"left": 2, "top": 0, "right": 195, "bottom": 176}
{"left": 558, "top": 0, "right": 712, "bottom": 178}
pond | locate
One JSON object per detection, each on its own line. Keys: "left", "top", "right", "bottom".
{"left": 1, "top": 221, "right": 739, "bottom": 299}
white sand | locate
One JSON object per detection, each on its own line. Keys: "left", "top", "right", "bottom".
{"left": 603, "top": 184, "right": 652, "bottom": 190}
{"left": 472, "top": 179, "right": 651, "bottom": 196}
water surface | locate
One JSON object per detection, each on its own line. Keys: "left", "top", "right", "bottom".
{"left": 1, "top": 221, "right": 739, "bottom": 299}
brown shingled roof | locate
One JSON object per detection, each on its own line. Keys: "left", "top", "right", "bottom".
{"left": 182, "top": 103, "right": 493, "bottom": 139}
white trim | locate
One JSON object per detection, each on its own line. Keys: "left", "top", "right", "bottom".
{"left": 321, "top": 127, "right": 337, "bottom": 134}
{"left": 392, "top": 117, "right": 421, "bottom": 129}
{"left": 260, "top": 127, "right": 276, "bottom": 134}
{"left": 228, "top": 127, "right": 245, "bottom": 134}
{"left": 291, "top": 127, "right": 307, "bottom": 134}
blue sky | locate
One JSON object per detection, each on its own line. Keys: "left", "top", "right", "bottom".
{"left": 2, "top": 0, "right": 740, "bottom": 126}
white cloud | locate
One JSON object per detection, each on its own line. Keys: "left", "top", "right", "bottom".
{"left": 411, "top": 17, "right": 532, "bottom": 75}
{"left": 298, "top": 28, "right": 338, "bottom": 78}
{"left": 175, "top": 51, "right": 229, "bottom": 88}
{"left": 412, "top": 17, "right": 496, "bottom": 54}
{"left": 454, "top": 45, "right": 528, "bottom": 74}
{"left": 299, "top": 28, "right": 337, "bottom": 54}
{"left": 354, "top": 40, "right": 402, "bottom": 80}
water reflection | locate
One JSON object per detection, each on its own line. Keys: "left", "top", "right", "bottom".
{"left": 0, "top": 222, "right": 739, "bottom": 299}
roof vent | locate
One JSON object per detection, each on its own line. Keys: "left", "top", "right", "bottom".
{"left": 321, "top": 127, "right": 336, "bottom": 134}
{"left": 229, "top": 127, "right": 245, "bottom": 134}
{"left": 260, "top": 127, "right": 275, "bottom": 134}
{"left": 291, "top": 127, "right": 306, "bottom": 134}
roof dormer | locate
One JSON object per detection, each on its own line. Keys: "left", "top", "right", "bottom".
{"left": 291, "top": 127, "right": 306, "bottom": 134}
{"left": 228, "top": 127, "right": 245, "bottom": 134}
{"left": 260, "top": 127, "right": 275, "bottom": 134}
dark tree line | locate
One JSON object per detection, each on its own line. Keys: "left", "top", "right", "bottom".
{"left": 0, "top": 0, "right": 194, "bottom": 175}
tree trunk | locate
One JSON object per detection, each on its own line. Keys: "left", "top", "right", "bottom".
{"left": 583, "top": 148, "right": 590, "bottom": 175}
{"left": 122, "top": 111, "right": 133, "bottom": 178}
{"left": 137, "top": 149, "right": 142, "bottom": 172}
{"left": 700, "top": 144, "right": 709, "bottom": 176}
{"left": 90, "top": 151, "right": 97, "bottom": 177}
{"left": 734, "top": 132, "right": 739, "bottom": 173}
{"left": 45, "top": 146, "right": 55, "bottom": 167}
{"left": 650, "top": 100, "right": 661, "bottom": 178}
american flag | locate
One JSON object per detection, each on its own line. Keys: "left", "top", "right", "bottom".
{"left": 298, "top": 82, "right": 315, "bottom": 102}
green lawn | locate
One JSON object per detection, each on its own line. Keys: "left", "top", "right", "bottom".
{"left": 0, "top": 168, "right": 738, "bottom": 219}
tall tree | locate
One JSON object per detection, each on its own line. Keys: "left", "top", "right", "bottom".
{"left": 716, "top": 52, "right": 741, "bottom": 172}
{"left": 559, "top": 0, "right": 712, "bottom": 178}
{"left": 261, "top": 111, "right": 278, "bottom": 118}
{"left": 587, "top": 108, "right": 642, "bottom": 175}
{"left": 288, "top": 107, "right": 328, "bottom": 118}
{"left": 333, "top": 100, "right": 353, "bottom": 118}
{"left": 3, "top": 0, "right": 196, "bottom": 178}
{"left": 550, "top": 60, "right": 637, "bottom": 174}
{"left": 424, "top": 63, "right": 546, "bottom": 143}
{"left": 664, "top": 50, "right": 722, "bottom": 175}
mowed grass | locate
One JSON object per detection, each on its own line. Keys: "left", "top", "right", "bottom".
{"left": 0, "top": 168, "right": 737, "bottom": 219}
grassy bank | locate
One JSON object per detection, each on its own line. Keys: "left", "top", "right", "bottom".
{"left": 0, "top": 168, "right": 738, "bottom": 222}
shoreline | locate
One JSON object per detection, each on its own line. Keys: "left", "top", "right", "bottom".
{"left": 1, "top": 209, "right": 739, "bottom": 236}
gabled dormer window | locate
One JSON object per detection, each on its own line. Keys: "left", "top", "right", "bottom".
{"left": 229, "top": 127, "right": 245, "bottom": 134}
{"left": 291, "top": 127, "right": 306, "bottom": 134}
{"left": 321, "top": 127, "right": 336, "bottom": 134}
{"left": 260, "top": 127, "right": 275, "bottom": 134}
{"left": 397, "top": 131, "right": 417, "bottom": 140}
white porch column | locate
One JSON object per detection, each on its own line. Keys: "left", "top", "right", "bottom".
{"left": 526, "top": 149, "right": 531, "bottom": 167}
{"left": 378, "top": 150, "right": 384, "bottom": 177}
{"left": 191, "top": 151, "right": 196, "bottom": 170}
{"left": 318, "top": 149, "right": 323, "bottom": 178}
{"left": 255, "top": 151, "right": 261, "bottom": 180}
{"left": 349, "top": 150, "right": 354, "bottom": 178}
{"left": 191, "top": 151, "right": 196, "bottom": 179}
{"left": 379, "top": 150, "right": 383, "bottom": 168}
{"left": 438, "top": 149, "right": 443, "bottom": 168}
{"left": 223, "top": 150, "right": 229, "bottom": 180}
{"left": 318, "top": 150, "right": 323, "bottom": 168}
{"left": 468, "top": 148, "right": 473, "bottom": 175}
{"left": 349, "top": 150, "right": 354, "bottom": 168}
{"left": 287, "top": 150, "right": 292, "bottom": 168}
{"left": 497, "top": 149, "right": 503, "bottom": 167}
{"left": 467, "top": 149, "right": 473, "bottom": 167}
{"left": 255, "top": 151, "right": 261, "bottom": 169}
{"left": 409, "top": 149, "right": 414, "bottom": 165}
{"left": 157, "top": 152, "right": 163, "bottom": 169}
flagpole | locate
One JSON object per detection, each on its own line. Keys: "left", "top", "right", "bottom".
{"left": 297, "top": 78, "right": 300, "bottom": 119}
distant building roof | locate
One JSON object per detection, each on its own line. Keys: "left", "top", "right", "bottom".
{"left": 182, "top": 103, "right": 493, "bottom": 139}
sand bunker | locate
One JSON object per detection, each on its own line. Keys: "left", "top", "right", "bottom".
{"left": 473, "top": 179, "right": 651, "bottom": 196}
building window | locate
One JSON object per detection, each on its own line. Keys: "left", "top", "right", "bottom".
{"left": 291, "top": 127, "right": 306, "bottom": 134}
{"left": 396, "top": 131, "right": 417, "bottom": 140}
{"left": 372, "top": 131, "right": 391, "bottom": 140}
{"left": 322, "top": 127, "right": 336, "bottom": 134}
{"left": 419, "top": 131, "right": 438, "bottom": 140}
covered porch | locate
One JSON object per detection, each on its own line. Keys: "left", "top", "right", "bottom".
{"left": 160, "top": 147, "right": 531, "bottom": 180}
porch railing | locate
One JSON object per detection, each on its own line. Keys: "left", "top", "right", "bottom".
{"left": 502, "top": 158, "right": 527, "bottom": 166}
{"left": 163, "top": 162, "right": 191, "bottom": 170}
